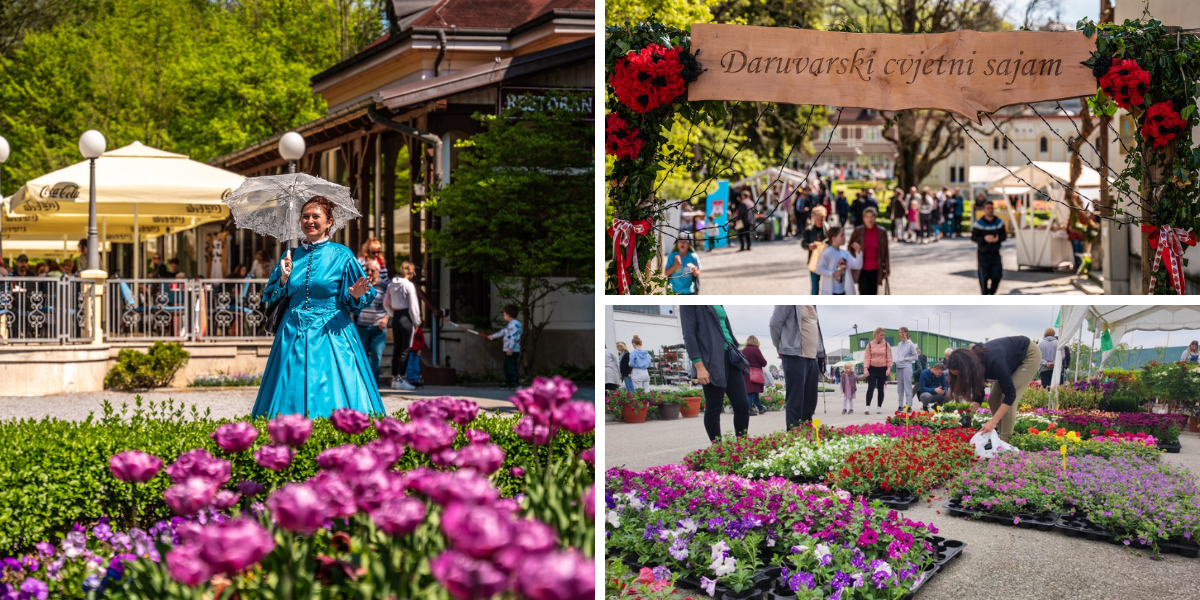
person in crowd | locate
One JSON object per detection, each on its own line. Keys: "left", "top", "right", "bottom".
{"left": 61, "top": 258, "right": 76, "bottom": 277}
{"left": 616, "top": 341, "right": 634, "bottom": 391}
{"left": 149, "top": 253, "right": 170, "bottom": 278}
{"left": 944, "top": 347, "right": 954, "bottom": 362}
{"left": 742, "top": 335, "right": 769, "bottom": 416}
{"left": 794, "top": 186, "right": 813, "bottom": 241}
{"left": 947, "top": 335, "right": 1041, "bottom": 441}
{"left": 605, "top": 345, "right": 621, "bottom": 391}
{"left": 918, "top": 362, "right": 948, "bottom": 410}
{"left": 849, "top": 191, "right": 866, "bottom": 229}
{"left": 681, "top": 306, "right": 751, "bottom": 441}
{"left": 951, "top": 188, "right": 965, "bottom": 237}
{"left": 168, "top": 258, "right": 187, "bottom": 279}
{"left": 770, "top": 305, "right": 826, "bottom": 428}
{"left": 664, "top": 233, "right": 701, "bottom": 295}
{"left": 251, "top": 251, "right": 270, "bottom": 278}
{"left": 1182, "top": 341, "right": 1200, "bottom": 363}
{"left": 840, "top": 363, "right": 857, "bottom": 415}
{"left": 863, "top": 189, "right": 879, "bottom": 219}
{"left": 933, "top": 187, "right": 949, "bottom": 241}
{"left": 354, "top": 260, "right": 389, "bottom": 381}
{"left": 691, "top": 215, "right": 709, "bottom": 252}
{"left": 835, "top": 189, "right": 850, "bottom": 227}
{"left": 894, "top": 327, "right": 920, "bottom": 411}
{"left": 1037, "top": 328, "right": 1061, "bottom": 387}
{"left": 627, "top": 335, "right": 652, "bottom": 391}
{"left": 918, "top": 187, "right": 936, "bottom": 243}
{"left": 384, "top": 261, "right": 421, "bottom": 390}
{"left": 488, "top": 305, "right": 523, "bottom": 390}
{"left": 44, "top": 260, "right": 62, "bottom": 277}
{"left": 971, "top": 200, "right": 1007, "bottom": 294}
{"left": 35, "top": 263, "right": 49, "bottom": 277}
{"left": 849, "top": 208, "right": 889, "bottom": 295}
{"left": 11, "top": 255, "right": 31, "bottom": 277}
{"left": 862, "top": 327, "right": 892, "bottom": 415}
{"left": 941, "top": 188, "right": 955, "bottom": 237}
{"left": 889, "top": 187, "right": 907, "bottom": 242}
{"left": 833, "top": 366, "right": 841, "bottom": 385}
{"left": 835, "top": 190, "right": 849, "bottom": 225}
{"left": 732, "top": 188, "right": 755, "bottom": 251}
{"left": 251, "top": 195, "right": 383, "bottom": 419}
{"left": 77, "top": 239, "right": 88, "bottom": 262}
{"left": 815, "top": 226, "right": 862, "bottom": 295}
{"left": 804, "top": 206, "right": 831, "bottom": 294}
{"left": 357, "top": 237, "right": 389, "bottom": 281}
{"left": 0, "top": 253, "right": 8, "bottom": 276}
{"left": 230, "top": 264, "right": 250, "bottom": 279}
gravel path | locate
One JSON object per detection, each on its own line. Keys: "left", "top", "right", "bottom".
{"left": 605, "top": 400, "right": 1200, "bottom": 600}
{"left": 0, "top": 384, "right": 595, "bottom": 422}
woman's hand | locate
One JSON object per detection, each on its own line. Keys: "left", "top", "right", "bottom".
{"left": 695, "top": 362, "right": 710, "bottom": 385}
{"left": 349, "top": 276, "right": 371, "bottom": 299}
{"left": 979, "top": 420, "right": 996, "bottom": 435}
{"left": 280, "top": 254, "right": 292, "bottom": 285}
{"left": 378, "top": 315, "right": 389, "bottom": 331}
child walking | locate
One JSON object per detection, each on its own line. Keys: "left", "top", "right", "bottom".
{"left": 840, "top": 364, "right": 857, "bottom": 414}
{"left": 488, "top": 304, "right": 523, "bottom": 390}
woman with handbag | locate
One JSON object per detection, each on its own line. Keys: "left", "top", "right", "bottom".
{"left": 252, "top": 196, "right": 384, "bottom": 419}
{"left": 848, "top": 208, "right": 890, "bottom": 295}
{"left": 742, "top": 335, "right": 769, "bottom": 415}
{"left": 680, "top": 305, "right": 751, "bottom": 442}
{"left": 802, "top": 206, "right": 829, "bottom": 294}
{"left": 384, "top": 261, "right": 422, "bottom": 390}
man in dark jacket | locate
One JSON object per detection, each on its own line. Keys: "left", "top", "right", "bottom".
{"left": 680, "top": 305, "right": 750, "bottom": 441}
{"left": 971, "top": 200, "right": 1007, "bottom": 294}
{"left": 769, "top": 305, "right": 827, "bottom": 428}
{"left": 918, "top": 363, "right": 948, "bottom": 410}
{"left": 835, "top": 191, "right": 850, "bottom": 226}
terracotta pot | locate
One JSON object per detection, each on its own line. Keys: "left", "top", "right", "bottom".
{"left": 1189, "top": 415, "right": 1200, "bottom": 434}
{"left": 621, "top": 404, "right": 648, "bottom": 423}
{"left": 658, "top": 402, "right": 681, "bottom": 420}
{"left": 681, "top": 397, "right": 702, "bottom": 418}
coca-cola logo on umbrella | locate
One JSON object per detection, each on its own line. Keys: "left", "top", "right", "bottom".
{"left": 39, "top": 182, "right": 81, "bottom": 199}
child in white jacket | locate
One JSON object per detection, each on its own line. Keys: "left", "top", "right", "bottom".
{"left": 815, "top": 226, "right": 864, "bottom": 295}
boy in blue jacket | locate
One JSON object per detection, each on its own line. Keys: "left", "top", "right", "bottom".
{"left": 918, "top": 362, "right": 948, "bottom": 410}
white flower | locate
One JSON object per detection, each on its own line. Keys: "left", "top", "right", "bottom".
{"left": 710, "top": 554, "right": 736, "bottom": 577}
{"left": 679, "top": 517, "right": 698, "bottom": 533}
{"left": 874, "top": 562, "right": 893, "bottom": 576}
{"left": 815, "top": 543, "right": 831, "bottom": 560}
{"left": 710, "top": 540, "right": 730, "bottom": 560}
{"left": 606, "top": 511, "right": 621, "bottom": 528}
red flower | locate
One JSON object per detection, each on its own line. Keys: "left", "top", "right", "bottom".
{"left": 605, "top": 113, "right": 645, "bottom": 160}
{"left": 1099, "top": 59, "right": 1150, "bottom": 109}
{"left": 611, "top": 44, "right": 688, "bottom": 113}
{"left": 1143, "top": 101, "right": 1187, "bottom": 148}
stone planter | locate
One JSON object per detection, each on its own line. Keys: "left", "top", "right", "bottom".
{"left": 681, "top": 396, "right": 702, "bottom": 418}
{"left": 622, "top": 404, "right": 648, "bottom": 423}
{"left": 658, "top": 402, "right": 681, "bottom": 420}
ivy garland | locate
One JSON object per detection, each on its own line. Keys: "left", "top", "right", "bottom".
{"left": 606, "top": 18, "right": 1200, "bottom": 295}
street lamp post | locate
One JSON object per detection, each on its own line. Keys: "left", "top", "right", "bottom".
{"left": 278, "top": 132, "right": 306, "bottom": 251}
{"left": 942, "top": 311, "right": 952, "bottom": 352}
{"left": 79, "top": 130, "right": 106, "bottom": 272}
{"left": 0, "top": 135, "right": 8, "bottom": 266}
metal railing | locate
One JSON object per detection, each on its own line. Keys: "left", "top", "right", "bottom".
{"left": 0, "top": 277, "right": 96, "bottom": 344}
{"left": 195, "top": 279, "right": 271, "bottom": 340}
{"left": 101, "top": 278, "right": 272, "bottom": 343}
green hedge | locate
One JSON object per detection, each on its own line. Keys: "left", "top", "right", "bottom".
{"left": 0, "top": 397, "right": 593, "bottom": 554}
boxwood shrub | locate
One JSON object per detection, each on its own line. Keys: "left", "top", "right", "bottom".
{"left": 0, "top": 397, "right": 593, "bottom": 554}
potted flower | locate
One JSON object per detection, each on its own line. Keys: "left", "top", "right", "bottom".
{"left": 622, "top": 391, "right": 652, "bottom": 423}
{"left": 657, "top": 392, "right": 683, "bottom": 421}
{"left": 679, "top": 388, "right": 703, "bottom": 418}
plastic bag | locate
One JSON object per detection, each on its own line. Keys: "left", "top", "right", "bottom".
{"left": 969, "top": 430, "right": 1017, "bottom": 459}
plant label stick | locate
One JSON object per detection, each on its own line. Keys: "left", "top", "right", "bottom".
{"left": 813, "top": 419, "right": 821, "bottom": 448}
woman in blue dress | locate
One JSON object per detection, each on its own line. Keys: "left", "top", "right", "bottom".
{"left": 251, "top": 196, "right": 385, "bottom": 418}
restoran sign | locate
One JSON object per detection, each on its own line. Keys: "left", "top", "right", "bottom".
{"left": 687, "top": 24, "right": 1097, "bottom": 122}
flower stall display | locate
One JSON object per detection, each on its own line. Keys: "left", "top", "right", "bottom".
{"left": 605, "top": 465, "right": 947, "bottom": 599}
{"left": 1008, "top": 427, "right": 1161, "bottom": 461}
{"left": 738, "top": 436, "right": 890, "bottom": 482}
{"left": 826, "top": 430, "right": 977, "bottom": 498}
{"left": 682, "top": 430, "right": 813, "bottom": 475}
{"left": 884, "top": 411, "right": 962, "bottom": 431}
{"left": 836, "top": 424, "right": 931, "bottom": 439}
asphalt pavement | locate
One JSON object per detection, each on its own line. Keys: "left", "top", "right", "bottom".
{"left": 604, "top": 394, "right": 1200, "bottom": 600}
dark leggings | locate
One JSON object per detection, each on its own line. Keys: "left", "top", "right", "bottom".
{"left": 703, "top": 352, "right": 750, "bottom": 442}
{"left": 858, "top": 269, "right": 879, "bottom": 295}
{"left": 738, "top": 229, "right": 752, "bottom": 250}
{"left": 391, "top": 313, "right": 414, "bottom": 379}
{"left": 865, "top": 366, "right": 888, "bottom": 407}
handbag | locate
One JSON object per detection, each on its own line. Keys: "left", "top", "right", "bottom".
{"left": 264, "top": 292, "right": 288, "bottom": 335}
{"left": 411, "top": 325, "right": 426, "bottom": 352}
{"left": 806, "top": 240, "right": 826, "bottom": 272}
{"left": 748, "top": 366, "right": 765, "bottom": 385}
{"left": 728, "top": 345, "right": 750, "bottom": 372}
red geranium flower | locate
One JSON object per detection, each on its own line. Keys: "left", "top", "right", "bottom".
{"left": 1143, "top": 101, "right": 1187, "bottom": 148}
{"left": 1099, "top": 58, "right": 1150, "bottom": 109}
{"left": 605, "top": 113, "right": 645, "bottom": 160}
{"left": 611, "top": 44, "right": 688, "bottom": 113}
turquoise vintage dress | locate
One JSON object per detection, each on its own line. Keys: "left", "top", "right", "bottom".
{"left": 251, "top": 239, "right": 385, "bottom": 418}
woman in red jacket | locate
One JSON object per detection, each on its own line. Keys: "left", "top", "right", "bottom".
{"left": 742, "top": 335, "right": 769, "bottom": 415}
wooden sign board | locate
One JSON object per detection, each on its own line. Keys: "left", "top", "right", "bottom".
{"left": 687, "top": 24, "right": 1097, "bottom": 122}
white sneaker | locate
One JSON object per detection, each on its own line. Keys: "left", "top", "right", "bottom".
{"left": 390, "top": 377, "right": 402, "bottom": 390}
{"left": 397, "top": 379, "right": 416, "bottom": 391}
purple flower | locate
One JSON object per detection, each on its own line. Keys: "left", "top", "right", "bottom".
{"left": 467, "top": 429, "right": 491, "bottom": 444}
{"left": 583, "top": 485, "right": 595, "bottom": 521}
{"left": 197, "top": 519, "right": 275, "bottom": 575}
{"left": 410, "top": 397, "right": 480, "bottom": 425}
{"left": 164, "top": 478, "right": 219, "bottom": 516}
{"left": 267, "top": 483, "right": 328, "bottom": 535}
{"left": 510, "top": 376, "right": 577, "bottom": 427}
{"left": 453, "top": 443, "right": 505, "bottom": 474}
{"left": 237, "top": 480, "right": 265, "bottom": 497}
{"left": 316, "top": 444, "right": 358, "bottom": 471}
{"left": 209, "top": 422, "right": 259, "bottom": 454}
{"left": 430, "top": 550, "right": 508, "bottom": 600}
{"left": 330, "top": 408, "right": 371, "bottom": 435}
{"left": 411, "top": 469, "right": 499, "bottom": 507}
{"left": 18, "top": 555, "right": 38, "bottom": 572}
{"left": 495, "top": 518, "right": 558, "bottom": 571}
{"left": 790, "top": 571, "right": 816, "bottom": 591}
{"left": 61, "top": 531, "right": 86, "bottom": 558}
{"left": 514, "top": 416, "right": 555, "bottom": 446}
{"left": 34, "top": 543, "right": 54, "bottom": 558}
{"left": 166, "top": 449, "right": 231, "bottom": 486}
{"left": 440, "top": 502, "right": 515, "bottom": 559}
{"left": 366, "top": 438, "right": 403, "bottom": 468}
{"left": 268, "top": 414, "right": 313, "bottom": 447}
{"left": 510, "top": 467, "right": 526, "bottom": 478}
{"left": 371, "top": 496, "right": 427, "bottom": 536}
{"left": 109, "top": 451, "right": 163, "bottom": 484}
{"left": 514, "top": 548, "right": 594, "bottom": 600}
{"left": 352, "top": 469, "right": 397, "bottom": 513}
{"left": 405, "top": 418, "right": 459, "bottom": 454}
{"left": 20, "top": 577, "right": 49, "bottom": 600}
{"left": 580, "top": 447, "right": 595, "bottom": 465}
{"left": 310, "top": 471, "right": 357, "bottom": 519}
{"left": 166, "top": 544, "right": 211, "bottom": 587}
{"left": 212, "top": 490, "right": 241, "bottom": 511}
{"left": 375, "top": 417, "right": 405, "bottom": 441}
{"left": 555, "top": 401, "right": 595, "bottom": 434}
{"left": 254, "top": 444, "right": 294, "bottom": 471}
{"left": 91, "top": 522, "right": 112, "bottom": 541}
{"left": 701, "top": 576, "right": 716, "bottom": 596}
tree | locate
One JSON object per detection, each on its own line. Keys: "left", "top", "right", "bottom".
{"left": 829, "top": 0, "right": 1006, "bottom": 191}
{"left": 424, "top": 93, "right": 593, "bottom": 377}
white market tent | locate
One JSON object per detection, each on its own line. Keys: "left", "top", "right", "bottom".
{"left": 1051, "top": 305, "right": 1200, "bottom": 388}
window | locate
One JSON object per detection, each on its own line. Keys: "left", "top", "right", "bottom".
{"left": 859, "top": 339, "right": 868, "bottom": 349}
{"left": 614, "top": 305, "right": 660, "bottom": 316}
{"left": 1039, "top": 137, "right": 1048, "bottom": 153}
{"left": 855, "top": 127, "right": 863, "bottom": 139}
{"left": 865, "top": 127, "right": 881, "bottom": 141}
{"left": 1002, "top": 138, "right": 1009, "bottom": 150}
{"left": 959, "top": 166, "right": 966, "bottom": 183}
{"left": 993, "top": 137, "right": 1000, "bottom": 151}
{"left": 949, "top": 166, "right": 957, "bottom": 182}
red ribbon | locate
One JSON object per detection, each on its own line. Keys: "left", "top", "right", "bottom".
{"left": 607, "top": 218, "right": 653, "bottom": 294}
{"left": 1143, "top": 224, "right": 1197, "bottom": 295}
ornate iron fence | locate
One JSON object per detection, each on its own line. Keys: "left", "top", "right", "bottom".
{"left": 194, "top": 279, "right": 271, "bottom": 340}
{"left": 0, "top": 277, "right": 96, "bottom": 343}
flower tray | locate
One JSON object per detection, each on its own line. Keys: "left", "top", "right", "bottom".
{"left": 869, "top": 491, "right": 918, "bottom": 511}
{"left": 929, "top": 536, "right": 968, "bottom": 566}
{"left": 1054, "top": 513, "right": 1116, "bottom": 543}
{"left": 1156, "top": 441, "right": 1182, "bottom": 453}
{"left": 1055, "top": 512, "right": 1200, "bottom": 558}
{"left": 945, "top": 499, "right": 1057, "bottom": 531}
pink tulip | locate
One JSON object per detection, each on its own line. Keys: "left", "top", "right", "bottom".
{"left": 466, "top": 429, "right": 491, "bottom": 444}
{"left": 267, "top": 483, "right": 328, "bottom": 535}
{"left": 254, "top": 445, "right": 293, "bottom": 471}
{"left": 164, "top": 478, "right": 219, "bottom": 516}
{"left": 196, "top": 519, "right": 276, "bottom": 575}
{"left": 340, "top": 446, "right": 382, "bottom": 477}
{"left": 209, "top": 422, "right": 259, "bottom": 454}
{"left": 211, "top": 490, "right": 241, "bottom": 511}
{"left": 511, "top": 377, "right": 576, "bottom": 427}
{"left": 237, "top": 480, "right": 265, "bottom": 497}
{"left": 580, "top": 447, "right": 595, "bottom": 465}
{"left": 366, "top": 438, "right": 403, "bottom": 468}
{"left": 166, "top": 449, "right": 231, "bottom": 486}
{"left": 351, "top": 469, "right": 395, "bottom": 513}
{"left": 495, "top": 518, "right": 557, "bottom": 572}
{"left": 509, "top": 466, "right": 526, "bottom": 478}
{"left": 582, "top": 485, "right": 594, "bottom": 521}
{"left": 108, "top": 451, "right": 163, "bottom": 484}
{"left": 453, "top": 443, "right": 505, "bottom": 475}
{"left": 309, "top": 471, "right": 357, "bottom": 520}
{"left": 316, "top": 444, "right": 358, "bottom": 471}
{"left": 555, "top": 401, "right": 595, "bottom": 434}
{"left": 375, "top": 417, "right": 405, "bottom": 441}
{"left": 330, "top": 408, "right": 370, "bottom": 435}
{"left": 514, "top": 417, "right": 555, "bottom": 446}
{"left": 412, "top": 470, "right": 498, "bottom": 507}
{"left": 267, "top": 413, "right": 312, "bottom": 447}
{"left": 165, "top": 544, "right": 211, "bottom": 587}
{"left": 409, "top": 397, "right": 479, "bottom": 425}
{"left": 515, "top": 549, "right": 594, "bottom": 600}
{"left": 371, "top": 496, "right": 427, "bottom": 536}
{"left": 430, "top": 550, "right": 508, "bottom": 600}
{"left": 405, "top": 418, "right": 458, "bottom": 454}
{"left": 440, "top": 502, "right": 515, "bottom": 559}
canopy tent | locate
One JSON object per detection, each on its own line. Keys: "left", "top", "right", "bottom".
{"left": 1051, "top": 305, "right": 1200, "bottom": 389}
{"left": 988, "top": 161, "right": 1106, "bottom": 208}
{"left": 5, "top": 142, "right": 242, "bottom": 276}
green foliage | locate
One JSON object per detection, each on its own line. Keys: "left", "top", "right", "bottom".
{"left": 104, "top": 342, "right": 190, "bottom": 391}
{"left": 424, "top": 92, "right": 593, "bottom": 373}
{"left": 1142, "top": 361, "right": 1200, "bottom": 403}
{"left": 0, "top": 397, "right": 593, "bottom": 555}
